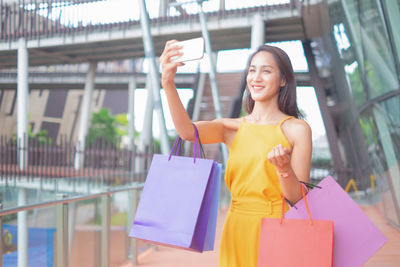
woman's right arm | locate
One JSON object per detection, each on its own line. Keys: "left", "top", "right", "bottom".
{"left": 160, "top": 40, "right": 225, "bottom": 144}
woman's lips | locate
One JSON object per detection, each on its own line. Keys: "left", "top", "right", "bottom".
{"left": 251, "top": 85, "right": 264, "bottom": 91}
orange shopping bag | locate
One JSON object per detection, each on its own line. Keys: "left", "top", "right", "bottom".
{"left": 257, "top": 185, "right": 334, "bottom": 267}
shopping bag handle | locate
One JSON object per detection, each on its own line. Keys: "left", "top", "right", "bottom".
{"left": 168, "top": 123, "right": 204, "bottom": 163}
{"left": 284, "top": 181, "right": 321, "bottom": 208}
{"left": 281, "top": 183, "right": 313, "bottom": 225}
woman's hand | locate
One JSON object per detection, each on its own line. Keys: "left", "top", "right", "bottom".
{"left": 267, "top": 144, "right": 292, "bottom": 175}
{"left": 160, "top": 40, "right": 185, "bottom": 87}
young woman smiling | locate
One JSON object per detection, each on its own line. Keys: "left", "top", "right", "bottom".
{"left": 160, "top": 42, "right": 312, "bottom": 267}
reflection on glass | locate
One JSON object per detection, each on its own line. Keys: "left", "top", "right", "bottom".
{"left": 373, "top": 103, "right": 400, "bottom": 225}
{"left": 3, "top": 206, "right": 57, "bottom": 266}
{"left": 359, "top": 0, "right": 398, "bottom": 97}
{"left": 344, "top": 61, "right": 366, "bottom": 106}
{"left": 382, "top": 0, "right": 400, "bottom": 65}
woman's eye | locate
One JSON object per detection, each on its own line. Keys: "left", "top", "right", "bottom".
{"left": 249, "top": 69, "right": 256, "bottom": 73}
{"left": 263, "top": 70, "right": 271, "bottom": 73}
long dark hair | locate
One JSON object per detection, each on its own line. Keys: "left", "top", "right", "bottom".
{"left": 244, "top": 45, "right": 302, "bottom": 118}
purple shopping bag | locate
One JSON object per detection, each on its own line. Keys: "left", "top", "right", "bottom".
{"left": 129, "top": 125, "right": 221, "bottom": 252}
{"left": 285, "top": 176, "right": 387, "bottom": 267}
{"left": 203, "top": 162, "right": 221, "bottom": 251}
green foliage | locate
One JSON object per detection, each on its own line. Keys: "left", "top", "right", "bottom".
{"left": 86, "top": 109, "right": 137, "bottom": 148}
{"left": 115, "top": 113, "right": 129, "bottom": 136}
{"left": 86, "top": 108, "right": 119, "bottom": 148}
{"left": 12, "top": 125, "right": 51, "bottom": 145}
{"left": 359, "top": 115, "right": 378, "bottom": 147}
{"left": 28, "top": 127, "right": 50, "bottom": 144}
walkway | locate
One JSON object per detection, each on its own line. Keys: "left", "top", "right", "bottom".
{"left": 121, "top": 205, "right": 400, "bottom": 267}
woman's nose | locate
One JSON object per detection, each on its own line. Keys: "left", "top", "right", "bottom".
{"left": 254, "top": 70, "right": 262, "bottom": 81}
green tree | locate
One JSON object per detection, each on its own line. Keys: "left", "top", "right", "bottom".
{"left": 86, "top": 108, "right": 119, "bottom": 148}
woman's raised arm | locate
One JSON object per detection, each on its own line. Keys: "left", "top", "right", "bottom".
{"left": 160, "top": 40, "right": 225, "bottom": 144}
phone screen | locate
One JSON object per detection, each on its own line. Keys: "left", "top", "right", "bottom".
{"left": 171, "top": 37, "right": 205, "bottom": 63}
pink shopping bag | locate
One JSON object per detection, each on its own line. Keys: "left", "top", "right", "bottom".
{"left": 285, "top": 176, "right": 387, "bottom": 267}
{"left": 258, "top": 185, "right": 333, "bottom": 267}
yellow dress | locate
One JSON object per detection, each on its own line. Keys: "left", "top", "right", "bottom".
{"left": 219, "top": 116, "right": 293, "bottom": 267}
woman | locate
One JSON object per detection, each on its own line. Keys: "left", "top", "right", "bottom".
{"left": 160, "top": 42, "right": 312, "bottom": 267}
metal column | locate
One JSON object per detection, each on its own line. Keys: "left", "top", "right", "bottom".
{"left": 185, "top": 72, "right": 206, "bottom": 153}
{"left": 74, "top": 62, "right": 97, "bottom": 170}
{"left": 101, "top": 195, "right": 111, "bottom": 267}
{"left": 303, "top": 41, "right": 346, "bottom": 185}
{"left": 196, "top": 0, "right": 228, "bottom": 164}
{"left": 17, "top": 38, "right": 29, "bottom": 171}
{"left": 191, "top": 73, "right": 207, "bottom": 122}
{"left": 0, "top": 203, "right": 3, "bottom": 267}
{"left": 56, "top": 202, "right": 68, "bottom": 267}
{"left": 17, "top": 189, "right": 28, "bottom": 267}
{"left": 127, "top": 188, "right": 139, "bottom": 265}
{"left": 138, "top": 0, "right": 170, "bottom": 155}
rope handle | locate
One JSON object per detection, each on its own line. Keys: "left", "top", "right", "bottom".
{"left": 280, "top": 183, "right": 313, "bottom": 225}
{"left": 168, "top": 123, "right": 204, "bottom": 163}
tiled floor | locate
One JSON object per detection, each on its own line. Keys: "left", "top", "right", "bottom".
{"left": 121, "top": 205, "right": 400, "bottom": 267}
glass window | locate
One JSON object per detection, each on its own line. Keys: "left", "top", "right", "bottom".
{"left": 380, "top": 96, "right": 400, "bottom": 161}
{"left": 359, "top": 110, "right": 387, "bottom": 174}
{"left": 359, "top": 0, "right": 399, "bottom": 97}
{"left": 344, "top": 61, "right": 366, "bottom": 106}
{"left": 382, "top": 0, "right": 400, "bottom": 68}
{"left": 373, "top": 98, "right": 400, "bottom": 224}
{"left": 341, "top": 0, "right": 364, "bottom": 66}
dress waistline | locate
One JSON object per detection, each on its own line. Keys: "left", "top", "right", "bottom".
{"left": 229, "top": 198, "right": 284, "bottom": 216}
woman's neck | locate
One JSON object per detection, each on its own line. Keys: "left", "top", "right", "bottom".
{"left": 249, "top": 100, "right": 283, "bottom": 123}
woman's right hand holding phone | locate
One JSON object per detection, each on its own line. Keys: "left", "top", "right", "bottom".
{"left": 160, "top": 40, "right": 184, "bottom": 88}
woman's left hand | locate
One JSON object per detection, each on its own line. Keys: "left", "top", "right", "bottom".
{"left": 267, "top": 144, "right": 292, "bottom": 173}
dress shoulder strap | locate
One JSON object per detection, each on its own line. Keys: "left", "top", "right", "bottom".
{"left": 279, "top": 116, "right": 294, "bottom": 127}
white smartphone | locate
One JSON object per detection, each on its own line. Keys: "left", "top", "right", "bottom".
{"left": 171, "top": 37, "right": 205, "bottom": 63}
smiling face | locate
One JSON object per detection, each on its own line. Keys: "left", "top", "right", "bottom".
{"left": 246, "top": 51, "right": 285, "bottom": 103}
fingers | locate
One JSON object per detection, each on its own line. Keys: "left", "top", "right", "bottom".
{"left": 160, "top": 40, "right": 185, "bottom": 85}
{"left": 267, "top": 144, "right": 291, "bottom": 169}
{"left": 161, "top": 40, "right": 182, "bottom": 63}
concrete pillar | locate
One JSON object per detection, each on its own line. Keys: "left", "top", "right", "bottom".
{"left": 128, "top": 76, "right": 136, "bottom": 151}
{"left": 128, "top": 76, "right": 137, "bottom": 182}
{"left": 137, "top": 74, "right": 153, "bottom": 174}
{"left": 17, "top": 189, "right": 28, "bottom": 267}
{"left": 17, "top": 38, "right": 29, "bottom": 170}
{"left": 159, "top": 0, "right": 168, "bottom": 17}
{"left": 139, "top": 75, "right": 153, "bottom": 147}
{"left": 220, "top": 0, "right": 225, "bottom": 11}
{"left": 251, "top": 13, "right": 265, "bottom": 52}
{"left": 74, "top": 62, "right": 97, "bottom": 170}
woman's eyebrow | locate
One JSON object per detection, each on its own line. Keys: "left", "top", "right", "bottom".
{"left": 249, "top": 64, "right": 273, "bottom": 68}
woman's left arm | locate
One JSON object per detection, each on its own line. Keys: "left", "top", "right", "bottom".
{"left": 267, "top": 119, "right": 312, "bottom": 204}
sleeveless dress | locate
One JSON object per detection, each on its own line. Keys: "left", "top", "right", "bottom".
{"left": 219, "top": 116, "right": 293, "bottom": 267}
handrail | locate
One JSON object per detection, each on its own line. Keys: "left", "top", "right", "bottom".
{"left": 0, "top": 182, "right": 144, "bottom": 217}
{"left": 0, "top": 0, "right": 299, "bottom": 43}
